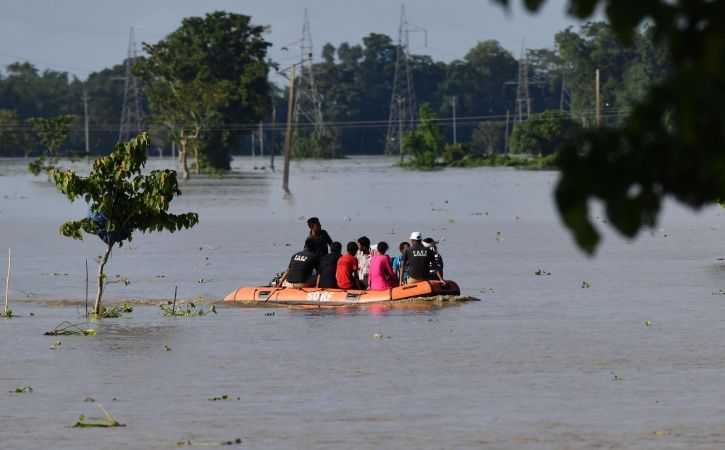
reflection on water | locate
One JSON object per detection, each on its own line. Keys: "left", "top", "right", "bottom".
{"left": 2, "top": 156, "right": 725, "bottom": 448}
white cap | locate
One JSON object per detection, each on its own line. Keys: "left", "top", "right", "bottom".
{"left": 410, "top": 231, "right": 422, "bottom": 240}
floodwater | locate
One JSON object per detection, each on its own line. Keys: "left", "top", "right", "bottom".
{"left": 2, "top": 156, "right": 725, "bottom": 449}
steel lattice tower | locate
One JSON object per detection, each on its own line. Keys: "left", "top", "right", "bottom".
{"left": 385, "top": 5, "right": 418, "bottom": 157}
{"left": 292, "top": 9, "right": 329, "bottom": 155}
{"left": 514, "top": 45, "right": 532, "bottom": 124}
{"left": 119, "top": 28, "right": 143, "bottom": 142}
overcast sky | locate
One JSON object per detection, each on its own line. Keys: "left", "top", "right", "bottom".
{"left": 0, "top": 0, "right": 595, "bottom": 83}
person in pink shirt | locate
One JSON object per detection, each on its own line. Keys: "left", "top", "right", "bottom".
{"left": 368, "top": 241, "right": 399, "bottom": 291}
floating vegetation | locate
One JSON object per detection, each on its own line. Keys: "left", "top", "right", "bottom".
{"left": 611, "top": 371, "right": 624, "bottom": 381}
{"left": 199, "top": 245, "right": 217, "bottom": 251}
{"left": 209, "top": 395, "right": 230, "bottom": 401}
{"left": 1, "top": 309, "right": 17, "bottom": 318}
{"left": 50, "top": 341, "right": 61, "bottom": 350}
{"left": 163, "top": 345, "right": 172, "bottom": 352}
{"left": 41, "top": 272, "right": 69, "bottom": 276}
{"left": 29, "top": 312, "right": 35, "bottom": 316}
{"left": 45, "top": 321, "right": 96, "bottom": 336}
{"left": 10, "top": 386, "right": 32, "bottom": 393}
{"left": 72, "top": 404, "right": 124, "bottom": 428}
{"left": 534, "top": 269, "right": 551, "bottom": 276}
{"left": 581, "top": 281, "right": 592, "bottom": 288}
{"left": 496, "top": 231, "right": 503, "bottom": 242}
{"left": 176, "top": 438, "right": 242, "bottom": 447}
{"left": 643, "top": 320, "right": 653, "bottom": 327}
{"left": 89, "top": 303, "right": 133, "bottom": 319}
{"left": 479, "top": 288, "right": 495, "bottom": 294}
{"left": 197, "top": 278, "right": 214, "bottom": 284}
{"left": 160, "top": 301, "right": 216, "bottom": 317}
{"left": 373, "top": 332, "right": 383, "bottom": 340}
{"left": 264, "top": 312, "right": 275, "bottom": 316}
{"left": 712, "top": 289, "right": 725, "bottom": 295}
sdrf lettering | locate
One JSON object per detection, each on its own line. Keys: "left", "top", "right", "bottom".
{"left": 306, "top": 291, "right": 334, "bottom": 302}
{"left": 294, "top": 255, "right": 308, "bottom": 262}
{"left": 413, "top": 250, "right": 427, "bottom": 257}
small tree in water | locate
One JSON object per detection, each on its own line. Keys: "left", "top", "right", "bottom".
{"left": 49, "top": 133, "right": 199, "bottom": 315}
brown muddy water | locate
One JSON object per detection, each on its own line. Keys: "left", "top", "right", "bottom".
{"left": 2, "top": 156, "right": 725, "bottom": 449}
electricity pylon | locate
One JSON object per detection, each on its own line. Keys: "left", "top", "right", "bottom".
{"left": 514, "top": 44, "right": 531, "bottom": 123}
{"left": 292, "top": 9, "right": 332, "bottom": 157}
{"left": 119, "top": 27, "right": 143, "bottom": 142}
{"left": 385, "top": 4, "right": 418, "bottom": 158}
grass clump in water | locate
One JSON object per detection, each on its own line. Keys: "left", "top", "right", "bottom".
{"left": 160, "top": 301, "right": 216, "bottom": 317}
{"left": 72, "top": 404, "right": 124, "bottom": 428}
{"left": 10, "top": 386, "right": 33, "bottom": 393}
{"left": 177, "top": 438, "right": 242, "bottom": 447}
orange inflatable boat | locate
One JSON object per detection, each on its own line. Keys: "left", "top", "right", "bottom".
{"left": 224, "top": 280, "right": 461, "bottom": 306}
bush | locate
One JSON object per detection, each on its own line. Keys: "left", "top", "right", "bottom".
{"left": 510, "top": 110, "right": 582, "bottom": 156}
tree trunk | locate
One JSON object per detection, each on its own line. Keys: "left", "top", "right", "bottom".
{"left": 179, "top": 138, "right": 190, "bottom": 180}
{"left": 94, "top": 242, "right": 113, "bottom": 315}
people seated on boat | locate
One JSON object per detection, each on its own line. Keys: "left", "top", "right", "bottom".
{"left": 317, "top": 241, "right": 342, "bottom": 288}
{"left": 277, "top": 238, "right": 320, "bottom": 288}
{"left": 423, "top": 237, "right": 444, "bottom": 278}
{"left": 336, "top": 241, "right": 361, "bottom": 290}
{"left": 307, "top": 217, "right": 333, "bottom": 258}
{"left": 400, "top": 231, "right": 446, "bottom": 285}
{"left": 391, "top": 241, "right": 410, "bottom": 284}
{"left": 356, "top": 236, "right": 371, "bottom": 289}
{"left": 369, "top": 241, "right": 399, "bottom": 291}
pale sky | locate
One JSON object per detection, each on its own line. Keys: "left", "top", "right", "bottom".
{"left": 0, "top": 0, "right": 594, "bottom": 84}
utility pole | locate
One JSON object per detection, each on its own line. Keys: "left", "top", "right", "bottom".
{"left": 504, "top": 109, "right": 510, "bottom": 153}
{"left": 451, "top": 96, "right": 457, "bottom": 145}
{"left": 385, "top": 4, "right": 418, "bottom": 155}
{"left": 283, "top": 64, "right": 295, "bottom": 194}
{"left": 119, "top": 28, "right": 143, "bottom": 142}
{"left": 270, "top": 104, "right": 276, "bottom": 172}
{"left": 83, "top": 90, "right": 90, "bottom": 155}
{"left": 595, "top": 68, "right": 601, "bottom": 126}
{"left": 259, "top": 121, "right": 264, "bottom": 158}
{"left": 251, "top": 133, "right": 255, "bottom": 159}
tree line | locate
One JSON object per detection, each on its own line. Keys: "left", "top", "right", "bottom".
{"left": 0, "top": 13, "right": 668, "bottom": 171}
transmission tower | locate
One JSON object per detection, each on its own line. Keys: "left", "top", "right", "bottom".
{"left": 385, "top": 4, "right": 418, "bottom": 157}
{"left": 559, "top": 70, "right": 571, "bottom": 112}
{"left": 292, "top": 9, "right": 330, "bottom": 157}
{"left": 119, "top": 27, "right": 143, "bottom": 142}
{"left": 513, "top": 45, "right": 532, "bottom": 123}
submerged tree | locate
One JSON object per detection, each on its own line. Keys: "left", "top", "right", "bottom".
{"left": 403, "top": 103, "right": 445, "bottom": 169}
{"left": 49, "top": 133, "right": 199, "bottom": 314}
{"left": 27, "top": 115, "right": 75, "bottom": 175}
{"left": 135, "top": 11, "right": 272, "bottom": 172}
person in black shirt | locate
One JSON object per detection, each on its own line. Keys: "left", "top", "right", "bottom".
{"left": 400, "top": 231, "right": 445, "bottom": 285}
{"left": 317, "top": 241, "right": 342, "bottom": 288}
{"left": 307, "top": 217, "right": 333, "bottom": 258}
{"left": 277, "top": 238, "right": 319, "bottom": 287}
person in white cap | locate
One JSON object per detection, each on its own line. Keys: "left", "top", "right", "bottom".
{"left": 399, "top": 232, "right": 445, "bottom": 285}
{"left": 423, "top": 237, "right": 443, "bottom": 278}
